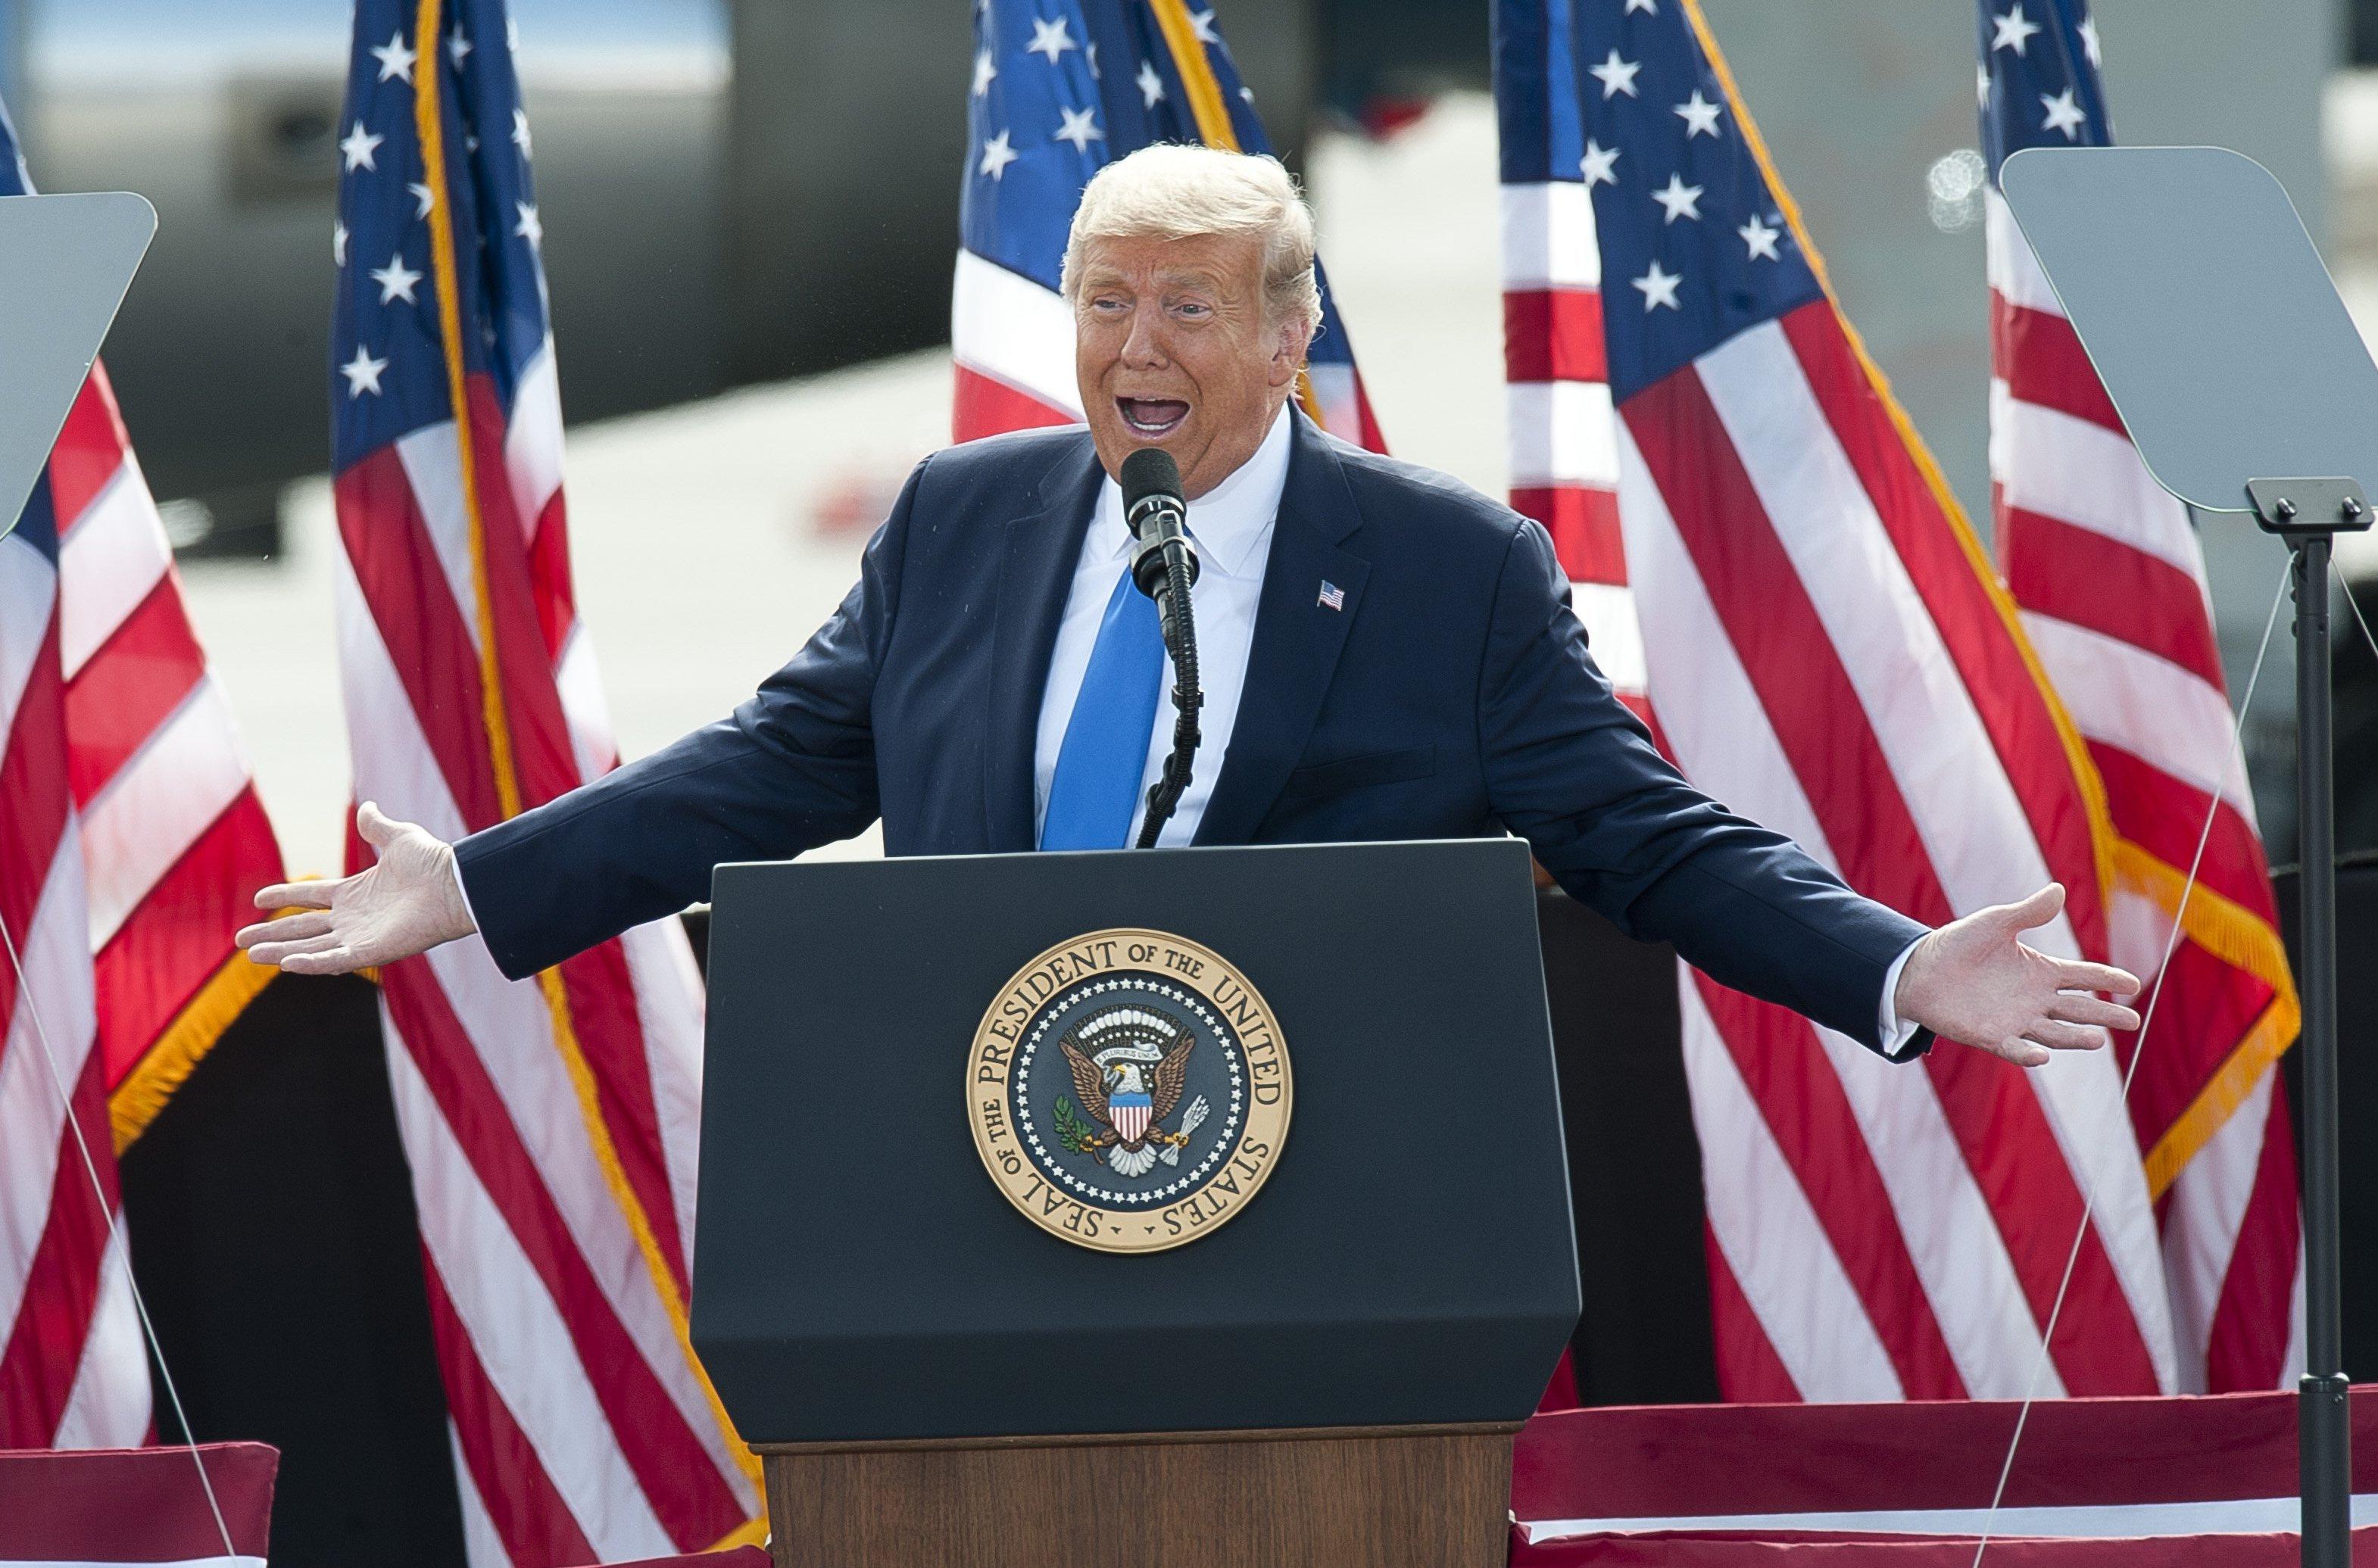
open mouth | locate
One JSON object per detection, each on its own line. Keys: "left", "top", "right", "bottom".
{"left": 1117, "top": 397, "right": 1190, "bottom": 438}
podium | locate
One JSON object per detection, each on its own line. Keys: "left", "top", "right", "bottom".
{"left": 694, "top": 839, "right": 1581, "bottom": 1567}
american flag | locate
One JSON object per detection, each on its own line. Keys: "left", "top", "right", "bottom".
{"left": 1980, "top": 0, "right": 2302, "bottom": 1393}
{"left": 330, "top": 2, "right": 760, "bottom": 1560}
{"left": 2, "top": 89, "right": 285, "bottom": 1448}
{"left": 1496, "top": 0, "right": 2183, "bottom": 1398}
{"left": 957, "top": 0, "right": 1384, "bottom": 450}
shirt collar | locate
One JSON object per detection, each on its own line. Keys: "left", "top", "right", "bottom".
{"left": 1091, "top": 404, "right": 1292, "bottom": 581}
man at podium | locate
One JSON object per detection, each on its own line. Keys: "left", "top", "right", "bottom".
{"left": 242, "top": 145, "right": 2137, "bottom": 1072}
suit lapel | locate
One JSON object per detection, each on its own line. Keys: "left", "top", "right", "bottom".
{"left": 983, "top": 435, "right": 1104, "bottom": 851}
{"left": 1194, "top": 416, "right": 1369, "bottom": 846}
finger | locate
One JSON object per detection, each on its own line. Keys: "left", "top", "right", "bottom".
{"left": 251, "top": 879, "right": 339, "bottom": 912}
{"left": 2022, "top": 1018, "right": 2109, "bottom": 1053}
{"left": 2052, "top": 959, "right": 2141, "bottom": 999}
{"left": 245, "top": 932, "right": 346, "bottom": 968}
{"left": 236, "top": 912, "right": 334, "bottom": 949}
{"left": 280, "top": 945, "right": 365, "bottom": 977}
{"left": 1996, "top": 1037, "right": 2053, "bottom": 1068}
{"left": 357, "top": 800, "right": 407, "bottom": 851}
{"left": 2048, "top": 992, "right": 2141, "bottom": 1032}
{"left": 1993, "top": 882, "right": 2065, "bottom": 934}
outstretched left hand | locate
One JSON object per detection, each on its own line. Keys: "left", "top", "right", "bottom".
{"left": 1893, "top": 884, "right": 2142, "bottom": 1068}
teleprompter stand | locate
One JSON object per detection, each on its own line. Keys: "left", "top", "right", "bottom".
{"left": 2005, "top": 145, "right": 2378, "bottom": 1567}
{"left": 691, "top": 840, "right": 1581, "bottom": 1566}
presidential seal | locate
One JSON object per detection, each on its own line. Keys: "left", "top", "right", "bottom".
{"left": 967, "top": 928, "right": 1291, "bottom": 1254}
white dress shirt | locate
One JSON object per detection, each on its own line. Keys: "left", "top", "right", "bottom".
{"left": 1031, "top": 404, "right": 1293, "bottom": 849}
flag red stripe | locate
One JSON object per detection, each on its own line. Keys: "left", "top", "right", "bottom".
{"left": 1993, "top": 295, "right": 2126, "bottom": 436}
{"left": 1699, "top": 1221, "right": 1799, "bottom": 1402}
{"left": 0, "top": 1442, "right": 279, "bottom": 1560}
{"left": 420, "top": 1250, "right": 601, "bottom": 1568}
{"left": 336, "top": 456, "right": 504, "bottom": 831}
{"left": 1511, "top": 485, "right": 1625, "bottom": 584}
{"left": 382, "top": 965, "right": 746, "bottom": 1545}
{"left": 0, "top": 631, "right": 69, "bottom": 960}
{"left": 2001, "top": 510, "right": 2227, "bottom": 693}
{"left": 89, "top": 790, "right": 278, "bottom": 1092}
{"left": 2086, "top": 743, "right": 2277, "bottom": 924}
{"left": 526, "top": 488, "right": 575, "bottom": 668}
{"left": 1777, "top": 301, "right": 2111, "bottom": 962}
{"left": 46, "top": 373, "right": 133, "bottom": 535}
{"left": 1630, "top": 361, "right": 2160, "bottom": 1395}
{"left": 2112, "top": 941, "right": 2274, "bottom": 1152}
{"left": 61, "top": 576, "right": 206, "bottom": 806}
{"left": 1503, "top": 288, "right": 1609, "bottom": 385}
{"left": 953, "top": 364, "right": 1077, "bottom": 444}
{"left": 0, "top": 1046, "right": 114, "bottom": 1446}
{"left": 1696, "top": 975, "right": 1968, "bottom": 1397}
{"left": 2204, "top": 1080, "right": 2302, "bottom": 1391}
{"left": 555, "top": 938, "right": 689, "bottom": 1292}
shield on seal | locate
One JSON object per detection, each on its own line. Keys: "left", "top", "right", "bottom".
{"left": 1109, "top": 1090, "right": 1153, "bottom": 1146}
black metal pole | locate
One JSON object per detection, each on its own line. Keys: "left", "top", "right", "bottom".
{"left": 2296, "top": 530, "right": 2350, "bottom": 1568}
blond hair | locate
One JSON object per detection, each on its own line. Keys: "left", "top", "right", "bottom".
{"left": 1059, "top": 144, "right": 1322, "bottom": 336}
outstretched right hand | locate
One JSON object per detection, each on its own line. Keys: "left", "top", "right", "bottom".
{"left": 237, "top": 802, "right": 477, "bottom": 976}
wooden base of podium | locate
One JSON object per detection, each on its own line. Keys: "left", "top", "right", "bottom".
{"left": 756, "top": 1421, "right": 1521, "bottom": 1567}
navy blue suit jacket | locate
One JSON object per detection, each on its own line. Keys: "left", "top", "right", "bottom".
{"left": 457, "top": 414, "right": 1928, "bottom": 1053}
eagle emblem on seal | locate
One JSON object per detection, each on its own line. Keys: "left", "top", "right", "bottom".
{"left": 1052, "top": 1005, "right": 1212, "bottom": 1178}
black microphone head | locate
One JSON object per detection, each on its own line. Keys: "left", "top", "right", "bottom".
{"left": 1119, "top": 447, "right": 1183, "bottom": 526}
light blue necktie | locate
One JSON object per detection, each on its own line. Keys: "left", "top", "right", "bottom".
{"left": 1040, "top": 567, "right": 1164, "bottom": 850}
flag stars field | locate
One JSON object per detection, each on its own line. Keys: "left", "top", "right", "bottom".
{"left": 1738, "top": 213, "right": 1782, "bottom": 260}
{"left": 1027, "top": 16, "right": 1077, "bottom": 64}
{"left": 1054, "top": 105, "right": 1103, "bottom": 153}
{"left": 369, "top": 253, "right": 421, "bottom": 304}
{"left": 979, "top": 128, "right": 1019, "bottom": 180}
{"left": 1674, "top": 89, "right": 1722, "bottom": 138}
{"left": 340, "top": 120, "right": 382, "bottom": 172}
{"left": 1135, "top": 58, "right": 1164, "bottom": 107}
{"left": 1652, "top": 172, "right": 1703, "bottom": 223}
{"left": 1582, "top": 139, "right": 1620, "bottom": 187}
{"left": 1590, "top": 48, "right": 1641, "bottom": 98}
{"left": 1633, "top": 259, "right": 1682, "bottom": 310}
{"left": 370, "top": 30, "right": 416, "bottom": 83}
{"left": 340, "top": 344, "right": 387, "bottom": 397}
{"left": 1992, "top": 4, "right": 2042, "bottom": 55}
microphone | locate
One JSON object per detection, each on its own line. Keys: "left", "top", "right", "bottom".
{"left": 1117, "top": 448, "right": 1203, "bottom": 849}
{"left": 1122, "top": 447, "right": 1201, "bottom": 600}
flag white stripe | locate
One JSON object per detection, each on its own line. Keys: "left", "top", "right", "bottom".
{"left": 55, "top": 462, "right": 163, "bottom": 681}
{"left": 383, "top": 1025, "right": 674, "bottom": 1563}
{"left": 0, "top": 1558, "right": 267, "bottom": 1567}
{"left": 504, "top": 339, "right": 566, "bottom": 539}
{"left": 619, "top": 917, "right": 707, "bottom": 1278}
{"left": 1506, "top": 381, "right": 1620, "bottom": 488}
{"left": 0, "top": 834, "right": 96, "bottom": 1345}
{"left": 1988, "top": 379, "right": 2205, "bottom": 576}
{"left": 2160, "top": 1068, "right": 2277, "bottom": 1395}
{"left": 552, "top": 620, "right": 617, "bottom": 787}
{"left": 950, "top": 251, "right": 1083, "bottom": 418}
{"left": 395, "top": 422, "right": 486, "bottom": 650}
{"left": 80, "top": 677, "right": 251, "bottom": 949}
{"left": 1570, "top": 581, "right": 1645, "bottom": 694}
{"left": 1680, "top": 975, "right": 1903, "bottom": 1401}
{"left": 1984, "top": 189, "right": 2061, "bottom": 316}
{"left": 1618, "top": 423, "right": 2061, "bottom": 1396}
{"left": 449, "top": 1420, "right": 513, "bottom": 1568}
{"left": 1500, "top": 182, "right": 1601, "bottom": 288}
{"left": 2018, "top": 611, "right": 2255, "bottom": 820}
{"left": 338, "top": 558, "right": 747, "bottom": 1498}
{"left": 50, "top": 1226, "right": 147, "bottom": 1450}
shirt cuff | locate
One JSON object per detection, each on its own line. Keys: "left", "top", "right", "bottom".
{"left": 1877, "top": 936, "right": 1932, "bottom": 1061}
{"left": 448, "top": 848, "right": 482, "bottom": 936}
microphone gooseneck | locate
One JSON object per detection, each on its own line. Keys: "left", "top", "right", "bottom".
{"left": 1119, "top": 447, "right": 1202, "bottom": 849}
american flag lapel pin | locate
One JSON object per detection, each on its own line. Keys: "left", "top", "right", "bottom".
{"left": 1317, "top": 580, "right": 1345, "bottom": 611}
